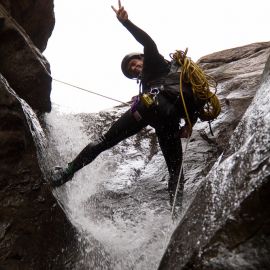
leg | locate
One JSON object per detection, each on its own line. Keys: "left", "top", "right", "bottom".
{"left": 51, "top": 109, "right": 148, "bottom": 187}
{"left": 157, "top": 130, "right": 184, "bottom": 206}
{"left": 70, "top": 109, "right": 148, "bottom": 172}
{"left": 70, "top": 94, "right": 177, "bottom": 172}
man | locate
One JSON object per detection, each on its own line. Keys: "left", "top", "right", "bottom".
{"left": 51, "top": 0, "right": 199, "bottom": 206}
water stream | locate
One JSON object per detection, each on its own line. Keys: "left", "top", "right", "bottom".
{"left": 44, "top": 106, "right": 180, "bottom": 269}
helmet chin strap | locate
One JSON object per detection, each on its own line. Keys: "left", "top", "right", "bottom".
{"left": 136, "top": 73, "right": 143, "bottom": 94}
{"left": 136, "top": 72, "right": 142, "bottom": 84}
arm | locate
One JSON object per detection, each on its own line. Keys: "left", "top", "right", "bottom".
{"left": 111, "top": 1, "right": 158, "bottom": 56}
{"left": 121, "top": 20, "right": 157, "bottom": 53}
{"left": 112, "top": 1, "right": 169, "bottom": 82}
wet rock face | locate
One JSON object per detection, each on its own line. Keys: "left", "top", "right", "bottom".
{"left": 178, "top": 42, "right": 270, "bottom": 200}
{"left": 0, "top": 2, "right": 78, "bottom": 269}
{"left": 0, "top": 75, "right": 79, "bottom": 270}
{"left": 0, "top": 0, "right": 55, "bottom": 51}
{"left": 158, "top": 45, "right": 270, "bottom": 269}
{"left": 0, "top": 3, "right": 52, "bottom": 112}
{"left": 198, "top": 42, "right": 270, "bottom": 147}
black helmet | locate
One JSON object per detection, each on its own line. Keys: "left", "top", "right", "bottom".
{"left": 121, "top": 52, "right": 143, "bottom": 79}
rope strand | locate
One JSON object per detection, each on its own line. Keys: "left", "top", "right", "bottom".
{"left": 171, "top": 135, "right": 191, "bottom": 220}
{"left": 171, "top": 49, "right": 221, "bottom": 122}
{"left": 52, "top": 78, "right": 130, "bottom": 106}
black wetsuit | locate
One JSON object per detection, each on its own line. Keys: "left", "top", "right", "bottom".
{"left": 69, "top": 20, "right": 198, "bottom": 202}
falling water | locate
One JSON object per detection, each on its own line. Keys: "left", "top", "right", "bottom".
{"left": 1, "top": 75, "right": 49, "bottom": 175}
{"left": 44, "top": 105, "right": 179, "bottom": 270}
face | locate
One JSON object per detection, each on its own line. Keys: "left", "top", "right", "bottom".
{"left": 127, "top": 58, "right": 143, "bottom": 78}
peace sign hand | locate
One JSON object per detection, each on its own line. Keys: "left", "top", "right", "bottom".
{"left": 111, "top": 0, "right": 128, "bottom": 22}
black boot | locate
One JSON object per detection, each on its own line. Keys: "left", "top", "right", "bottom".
{"left": 51, "top": 163, "right": 75, "bottom": 187}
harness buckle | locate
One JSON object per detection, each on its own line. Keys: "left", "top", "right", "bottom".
{"left": 140, "top": 87, "right": 162, "bottom": 107}
{"left": 141, "top": 93, "right": 154, "bottom": 107}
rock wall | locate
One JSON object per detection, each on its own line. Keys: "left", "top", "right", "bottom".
{"left": 0, "top": 2, "right": 52, "bottom": 112}
{"left": 0, "top": 0, "right": 54, "bottom": 51}
{"left": 0, "top": 2, "right": 79, "bottom": 270}
{"left": 0, "top": 78, "right": 79, "bottom": 270}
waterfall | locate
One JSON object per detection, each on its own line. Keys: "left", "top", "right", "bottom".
{"left": 44, "top": 105, "right": 179, "bottom": 270}
{"left": 1, "top": 75, "right": 49, "bottom": 175}
{"left": 3, "top": 73, "right": 175, "bottom": 268}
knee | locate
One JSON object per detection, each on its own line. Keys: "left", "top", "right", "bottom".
{"left": 88, "top": 135, "right": 109, "bottom": 154}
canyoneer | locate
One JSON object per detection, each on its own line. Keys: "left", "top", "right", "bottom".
{"left": 51, "top": 0, "right": 220, "bottom": 207}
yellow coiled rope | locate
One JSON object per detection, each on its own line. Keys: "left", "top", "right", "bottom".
{"left": 170, "top": 49, "right": 221, "bottom": 126}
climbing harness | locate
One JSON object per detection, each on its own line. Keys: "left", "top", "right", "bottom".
{"left": 170, "top": 49, "right": 221, "bottom": 126}
{"left": 52, "top": 78, "right": 130, "bottom": 106}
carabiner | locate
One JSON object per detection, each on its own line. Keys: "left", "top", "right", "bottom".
{"left": 150, "top": 87, "right": 160, "bottom": 105}
{"left": 150, "top": 87, "right": 160, "bottom": 96}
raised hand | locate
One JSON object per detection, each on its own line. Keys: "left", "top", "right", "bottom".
{"left": 111, "top": 0, "right": 128, "bottom": 22}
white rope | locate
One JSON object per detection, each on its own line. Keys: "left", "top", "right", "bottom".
{"left": 171, "top": 135, "right": 191, "bottom": 220}
{"left": 53, "top": 78, "right": 130, "bottom": 106}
